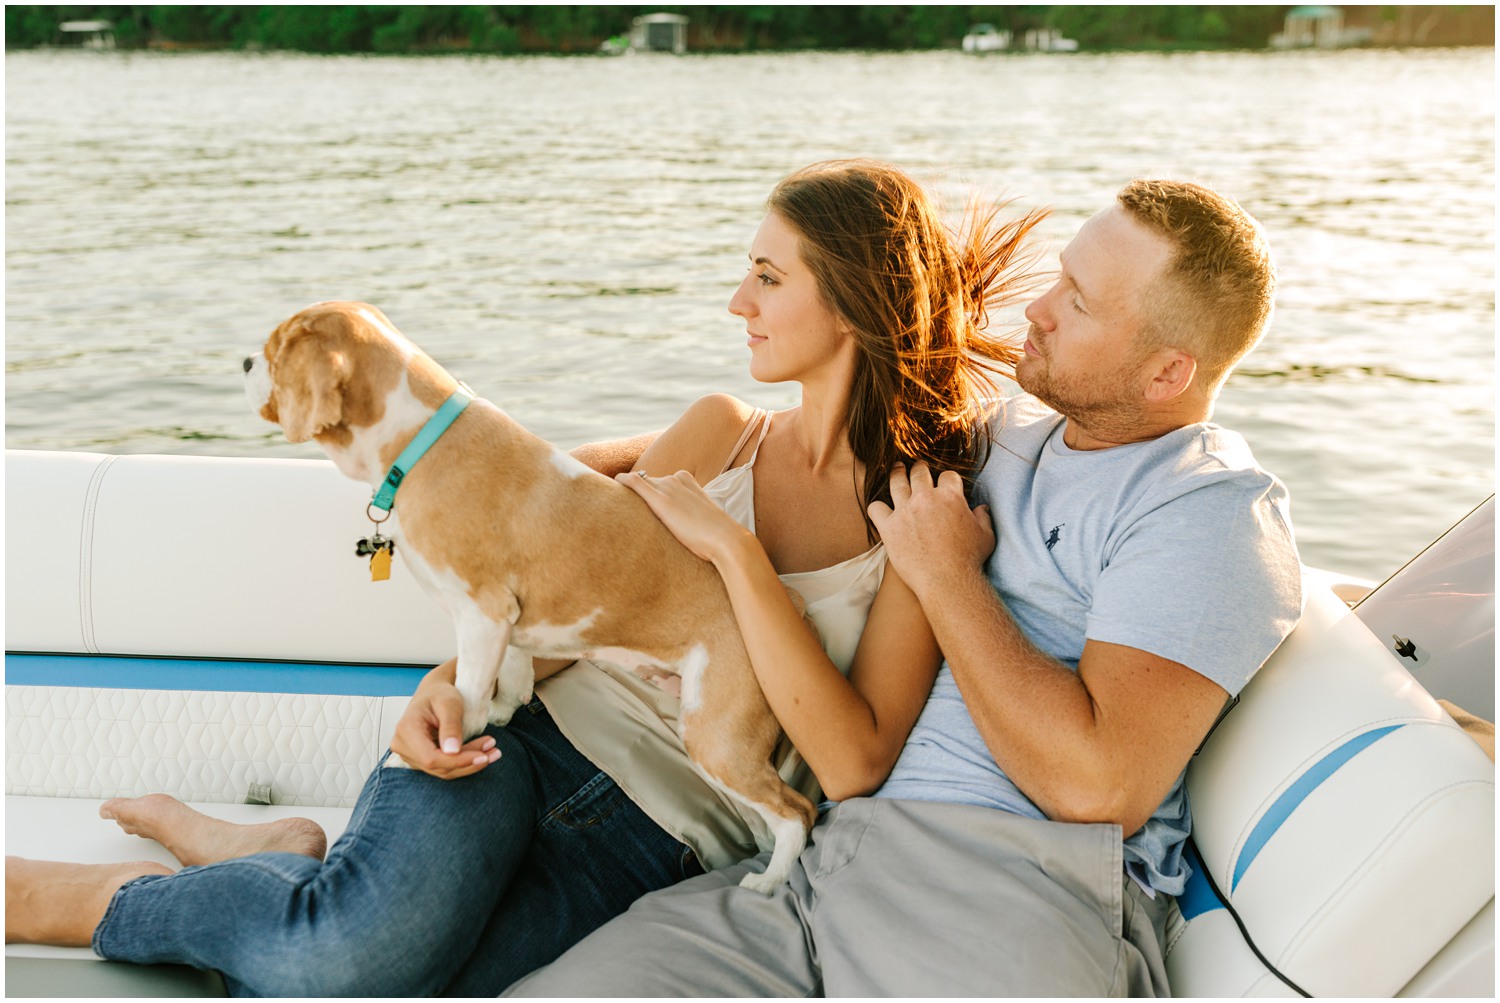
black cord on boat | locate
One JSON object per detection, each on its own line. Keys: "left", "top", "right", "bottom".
{"left": 1190, "top": 839, "right": 1313, "bottom": 998}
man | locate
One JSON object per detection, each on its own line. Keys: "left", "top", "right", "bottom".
{"left": 506, "top": 179, "right": 1303, "bottom": 997}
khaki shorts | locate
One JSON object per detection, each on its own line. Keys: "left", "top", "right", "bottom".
{"left": 506, "top": 797, "right": 1172, "bottom": 997}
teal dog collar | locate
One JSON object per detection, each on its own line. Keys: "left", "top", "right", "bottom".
{"left": 368, "top": 386, "right": 474, "bottom": 518}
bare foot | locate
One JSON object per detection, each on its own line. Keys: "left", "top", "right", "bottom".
{"left": 99, "top": 794, "right": 327, "bottom": 867}
{"left": 6, "top": 856, "right": 171, "bottom": 945}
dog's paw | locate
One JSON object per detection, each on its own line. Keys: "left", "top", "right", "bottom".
{"left": 488, "top": 693, "right": 525, "bottom": 727}
{"left": 737, "top": 867, "right": 787, "bottom": 896}
{"left": 489, "top": 648, "right": 534, "bottom": 728}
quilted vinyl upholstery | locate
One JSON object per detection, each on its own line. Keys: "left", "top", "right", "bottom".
{"left": 5, "top": 687, "right": 411, "bottom": 807}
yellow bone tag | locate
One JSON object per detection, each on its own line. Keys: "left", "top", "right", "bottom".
{"left": 370, "top": 546, "right": 392, "bottom": 582}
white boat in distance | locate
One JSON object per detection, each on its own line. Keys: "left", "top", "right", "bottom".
{"left": 962, "top": 23, "right": 1011, "bottom": 52}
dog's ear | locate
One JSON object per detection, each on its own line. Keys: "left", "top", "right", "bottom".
{"left": 273, "top": 329, "right": 351, "bottom": 443}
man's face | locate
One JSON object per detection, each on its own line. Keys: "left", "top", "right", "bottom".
{"left": 1018, "top": 206, "right": 1175, "bottom": 423}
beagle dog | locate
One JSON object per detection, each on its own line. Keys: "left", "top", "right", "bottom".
{"left": 244, "top": 301, "right": 813, "bottom": 892}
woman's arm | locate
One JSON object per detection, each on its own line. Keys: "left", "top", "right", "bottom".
{"left": 714, "top": 529, "right": 941, "bottom": 800}
{"left": 619, "top": 470, "right": 941, "bottom": 801}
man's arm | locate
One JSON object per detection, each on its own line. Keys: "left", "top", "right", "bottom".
{"left": 869, "top": 463, "right": 1229, "bottom": 835}
{"left": 570, "top": 431, "right": 660, "bottom": 478}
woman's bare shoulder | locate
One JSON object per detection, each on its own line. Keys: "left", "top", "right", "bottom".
{"left": 680, "top": 392, "right": 757, "bottom": 429}
{"left": 636, "top": 393, "right": 759, "bottom": 482}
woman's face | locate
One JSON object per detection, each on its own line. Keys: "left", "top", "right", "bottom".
{"left": 729, "top": 212, "right": 854, "bottom": 386}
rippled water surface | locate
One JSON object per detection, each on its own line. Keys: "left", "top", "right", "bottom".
{"left": 5, "top": 48, "right": 1494, "bottom": 581}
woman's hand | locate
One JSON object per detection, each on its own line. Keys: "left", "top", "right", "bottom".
{"left": 389, "top": 660, "right": 502, "bottom": 780}
{"left": 616, "top": 469, "right": 754, "bottom": 566}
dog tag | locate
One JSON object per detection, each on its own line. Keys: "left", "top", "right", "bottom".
{"left": 357, "top": 532, "right": 391, "bottom": 558}
{"left": 370, "top": 544, "right": 392, "bottom": 582}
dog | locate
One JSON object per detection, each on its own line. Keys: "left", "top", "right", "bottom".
{"left": 244, "top": 300, "right": 814, "bottom": 892}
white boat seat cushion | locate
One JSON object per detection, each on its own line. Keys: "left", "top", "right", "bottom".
{"left": 4, "top": 795, "right": 361, "bottom": 998}
{"left": 5, "top": 450, "right": 445, "bottom": 808}
{"left": 1165, "top": 582, "right": 1495, "bottom": 996}
{"left": 4, "top": 450, "right": 453, "bottom": 665}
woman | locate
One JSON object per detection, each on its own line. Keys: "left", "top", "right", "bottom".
{"left": 7, "top": 159, "right": 1046, "bottom": 995}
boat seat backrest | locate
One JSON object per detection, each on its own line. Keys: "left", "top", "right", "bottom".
{"left": 5, "top": 450, "right": 452, "bottom": 663}
{"left": 1166, "top": 580, "right": 1495, "bottom": 996}
{"left": 5, "top": 450, "right": 451, "bottom": 807}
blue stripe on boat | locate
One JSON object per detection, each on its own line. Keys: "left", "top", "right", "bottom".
{"left": 1230, "top": 724, "right": 1405, "bottom": 892}
{"left": 1178, "top": 840, "right": 1223, "bottom": 920}
{"left": 3, "top": 653, "right": 427, "bottom": 697}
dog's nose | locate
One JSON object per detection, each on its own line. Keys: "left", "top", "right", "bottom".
{"left": 243, "top": 357, "right": 254, "bottom": 373}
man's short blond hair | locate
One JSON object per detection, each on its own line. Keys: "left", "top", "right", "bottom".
{"left": 1117, "top": 179, "right": 1276, "bottom": 392}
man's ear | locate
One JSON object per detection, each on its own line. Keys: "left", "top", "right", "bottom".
{"left": 1142, "top": 348, "right": 1197, "bottom": 404}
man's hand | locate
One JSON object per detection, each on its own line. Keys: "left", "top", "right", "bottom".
{"left": 389, "top": 660, "right": 501, "bottom": 780}
{"left": 867, "top": 461, "right": 995, "bottom": 601}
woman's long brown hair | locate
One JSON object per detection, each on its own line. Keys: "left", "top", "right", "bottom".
{"left": 766, "top": 160, "right": 1049, "bottom": 541}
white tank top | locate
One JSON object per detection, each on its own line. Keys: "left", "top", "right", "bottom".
{"left": 536, "top": 408, "right": 887, "bottom": 869}
{"left": 701, "top": 408, "right": 886, "bottom": 673}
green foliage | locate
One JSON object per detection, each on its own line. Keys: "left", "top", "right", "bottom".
{"left": 1044, "top": 5, "right": 1286, "bottom": 49}
{"left": 2, "top": 5, "right": 1491, "bottom": 53}
{"left": 6, "top": 6, "right": 61, "bottom": 45}
{"left": 146, "top": 6, "right": 243, "bottom": 44}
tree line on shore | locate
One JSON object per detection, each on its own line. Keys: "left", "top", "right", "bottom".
{"left": 6, "top": 5, "right": 1495, "bottom": 54}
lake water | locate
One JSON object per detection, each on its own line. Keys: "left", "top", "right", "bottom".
{"left": 5, "top": 47, "right": 1494, "bottom": 583}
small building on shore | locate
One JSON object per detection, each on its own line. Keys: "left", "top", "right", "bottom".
{"left": 1270, "top": 6, "right": 1375, "bottom": 49}
{"left": 630, "top": 13, "right": 688, "bottom": 54}
{"left": 57, "top": 20, "right": 115, "bottom": 49}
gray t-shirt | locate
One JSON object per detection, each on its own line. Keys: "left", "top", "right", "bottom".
{"left": 875, "top": 393, "right": 1302, "bottom": 896}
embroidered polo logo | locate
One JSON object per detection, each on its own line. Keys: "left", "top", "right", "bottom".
{"left": 1045, "top": 524, "right": 1065, "bottom": 551}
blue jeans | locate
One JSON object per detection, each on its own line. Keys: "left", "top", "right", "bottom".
{"left": 92, "top": 699, "right": 703, "bottom": 996}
